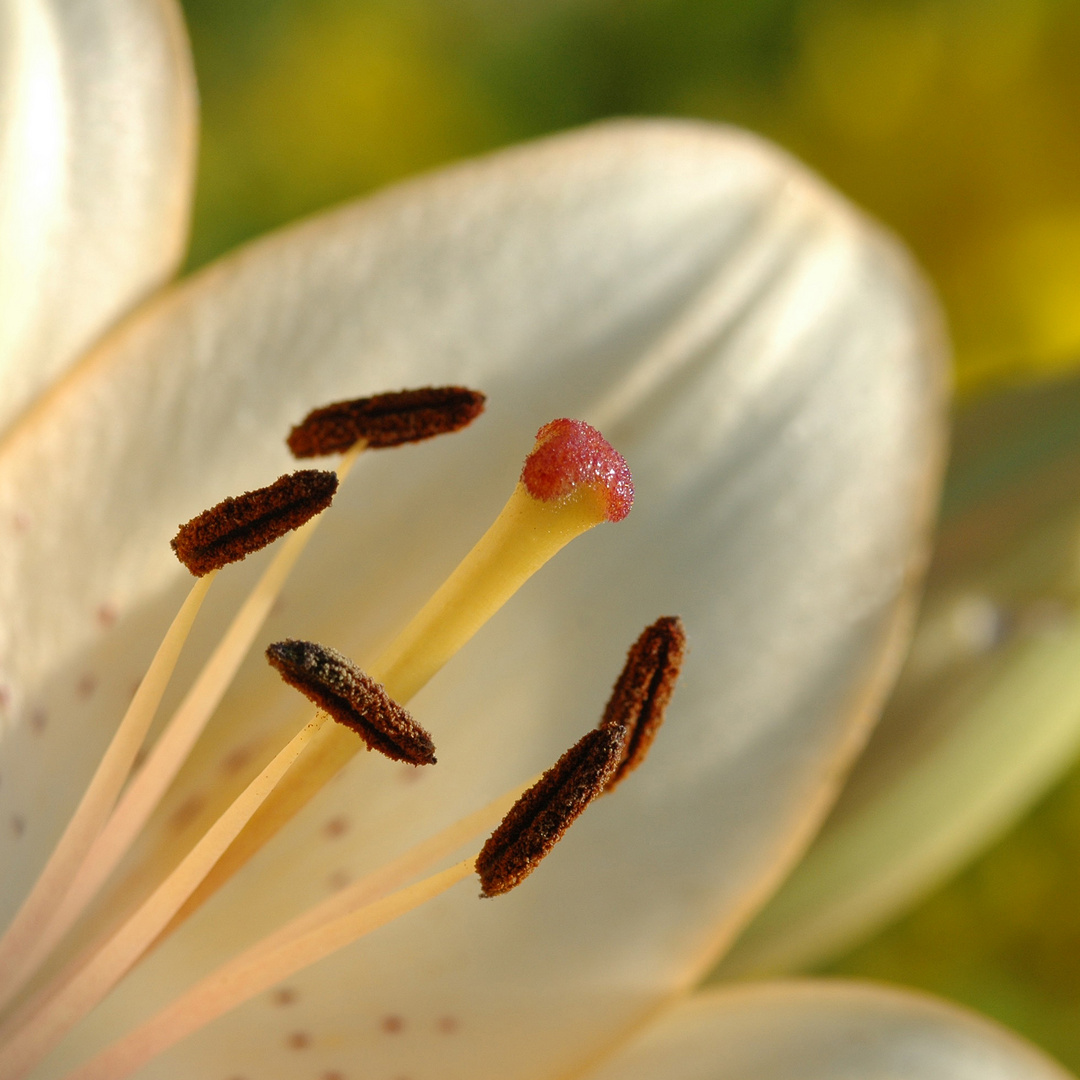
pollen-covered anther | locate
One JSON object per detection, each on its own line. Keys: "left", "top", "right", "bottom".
{"left": 476, "top": 725, "right": 628, "bottom": 897}
{"left": 601, "top": 616, "right": 686, "bottom": 792}
{"left": 287, "top": 386, "right": 486, "bottom": 457}
{"left": 520, "top": 417, "right": 633, "bottom": 522}
{"left": 266, "top": 640, "right": 436, "bottom": 766}
{"left": 171, "top": 470, "right": 338, "bottom": 576}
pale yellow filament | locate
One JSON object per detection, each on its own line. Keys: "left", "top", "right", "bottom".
{"left": 0, "top": 716, "right": 329, "bottom": 1080}
{"left": 0, "top": 571, "right": 216, "bottom": 1014}
{"left": 63, "top": 778, "right": 539, "bottom": 1080}
{"left": 63, "top": 860, "right": 476, "bottom": 1080}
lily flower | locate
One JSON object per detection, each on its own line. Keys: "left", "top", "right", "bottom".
{"left": 0, "top": 2, "right": 1074, "bottom": 1079}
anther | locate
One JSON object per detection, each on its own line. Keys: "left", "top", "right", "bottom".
{"left": 287, "top": 386, "right": 486, "bottom": 457}
{"left": 601, "top": 616, "right": 686, "bottom": 792}
{"left": 476, "top": 725, "right": 628, "bottom": 897}
{"left": 266, "top": 641, "right": 436, "bottom": 766}
{"left": 171, "top": 470, "right": 338, "bottom": 575}
{"left": 520, "top": 418, "right": 633, "bottom": 522}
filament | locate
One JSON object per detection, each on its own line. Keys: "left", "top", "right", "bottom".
{"left": 0, "top": 716, "right": 329, "bottom": 1080}
{"left": 0, "top": 572, "right": 215, "bottom": 1013}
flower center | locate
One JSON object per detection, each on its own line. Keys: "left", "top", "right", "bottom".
{"left": 0, "top": 389, "right": 681, "bottom": 1080}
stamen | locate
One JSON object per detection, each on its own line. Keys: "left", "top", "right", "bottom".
{"left": 476, "top": 726, "right": 628, "bottom": 897}
{"left": 601, "top": 616, "right": 686, "bottom": 792}
{"left": 287, "top": 386, "right": 486, "bottom": 457}
{"left": 175, "top": 419, "right": 633, "bottom": 920}
{"left": 267, "top": 640, "right": 436, "bottom": 766}
{"left": 22, "top": 450, "right": 365, "bottom": 990}
{"left": 1, "top": 394, "right": 488, "bottom": 1050}
{"left": 171, "top": 469, "right": 338, "bottom": 575}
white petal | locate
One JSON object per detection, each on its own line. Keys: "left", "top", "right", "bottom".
{"left": 0, "top": 0, "right": 196, "bottom": 438}
{"left": 583, "top": 981, "right": 1073, "bottom": 1080}
{"left": 0, "top": 120, "right": 945, "bottom": 1079}
{"left": 721, "top": 375, "right": 1080, "bottom": 977}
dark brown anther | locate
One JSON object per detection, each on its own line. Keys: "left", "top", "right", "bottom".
{"left": 287, "top": 386, "right": 486, "bottom": 457}
{"left": 476, "top": 725, "right": 627, "bottom": 898}
{"left": 600, "top": 616, "right": 686, "bottom": 792}
{"left": 266, "top": 640, "right": 436, "bottom": 766}
{"left": 171, "top": 470, "right": 338, "bottom": 576}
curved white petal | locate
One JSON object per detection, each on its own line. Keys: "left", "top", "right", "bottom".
{"left": 721, "top": 375, "right": 1080, "bottom": 977}
{"left": 0, "top": 0, "right": 196, "bottom": 439}
{"left": 0, "top": 121, "right": 945, "bottom": 1079}
{"left": 583, "top": 981, "right": 1073, "bottom": 1080}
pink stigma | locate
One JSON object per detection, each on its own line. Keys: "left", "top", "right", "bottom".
{"left": 520, "top": 419, "right": 634, "bottom": 522}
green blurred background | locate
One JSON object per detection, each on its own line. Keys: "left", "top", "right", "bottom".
{"left": 177, "top": 0, "right": 1080, "bottom": 1067}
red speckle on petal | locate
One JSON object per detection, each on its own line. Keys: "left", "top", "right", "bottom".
{"left": 327, "top": 869, "right": 351, "bottom": 892}
{"left": 286, "top": 1031, "right": 311, "bottom": 1050}
{"left": 381, "top": 1015, "right": 404, "bottom": 1034}
{"left": 12, "top": 512, "right": 30, "bottom": 534}
{"left": 29, "top": 709, "right": 47, "bottom": 735}
{"left": 96, "top": 603, "right": 118, "bottom": 629}
{"left": 76, "top": 674, "right": 97, "bottom": 699}
{"left": 437, "top": 1016, "right": 459, "bottom": 1034}
{"left": 520, "top": 419, "right": 633, "bottom": 522}
{"left": 272, "top": 987, "right": 297, "bottom": 1006}
{"left": 0, "top": 686, "right": 9, "bottom": 712}
{"left": 323, "top": 816, "right": 349, "bottom": 839}
{"left": 221, "top": 744, "right": 255, "bottom": 776}
{"left": 398, "top": 762, "right": 425, "bottom": 784}
{"left": 170, "top": 795, "right": 206, "bottom": 831}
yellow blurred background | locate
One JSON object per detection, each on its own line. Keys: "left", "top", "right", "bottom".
{"left": 178, "top": 0, "right": 1080, "bottom": 1067}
